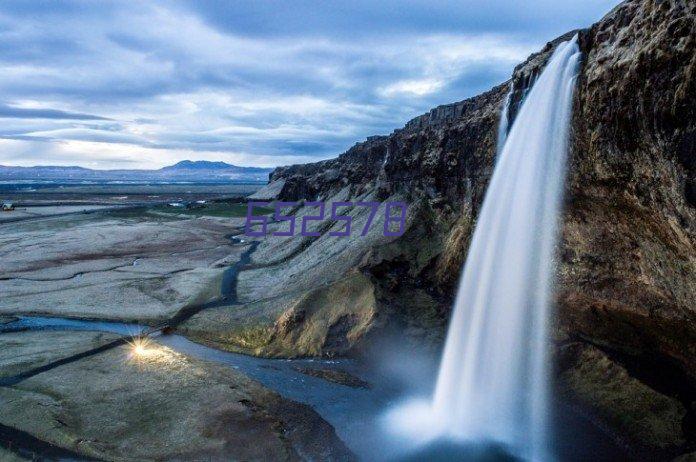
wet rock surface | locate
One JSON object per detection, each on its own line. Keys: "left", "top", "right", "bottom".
{"left": 0, "top": 210, "right": 241, "bottom": 321}
{"left": 292, "top": 367, "right": 371, "bottom": 389}
{"left": 0, "top": 331, "right": 354, "bottom": 461}
{"left": 557, "top": 342, "right": 689, "bottom": 456}
{"left": 0, "top": 316, "right": 17, "bottom": 325}
{"left": 0, "top": 448, "right": 28, "bottom": 462}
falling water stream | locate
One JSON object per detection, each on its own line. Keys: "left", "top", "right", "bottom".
{"left": 496, "top": 84, "right": 512, "bottom": 156}
{"left": 386, "top": 37, "right": 582, "bottom": 461}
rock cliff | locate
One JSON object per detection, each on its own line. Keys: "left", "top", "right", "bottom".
{"left": 182, "top": 0, "right": 695, "bottom": 457}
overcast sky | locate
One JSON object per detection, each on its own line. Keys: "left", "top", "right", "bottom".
{"left": 0, "top": 0, "right": 620, "bottom": 169}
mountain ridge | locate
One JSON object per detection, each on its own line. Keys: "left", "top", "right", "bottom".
{"left": 160, "top": 160, "right": 269, "bottom": 172}
{"left": 0, "top": 161, "right": 273, "bottom": 182}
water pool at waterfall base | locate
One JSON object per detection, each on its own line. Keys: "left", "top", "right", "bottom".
{"left": 382, "top": 398, "right": 529, "bottom": 461}
{"left": 380, "top": 397, "right": 632, "bottom": 462}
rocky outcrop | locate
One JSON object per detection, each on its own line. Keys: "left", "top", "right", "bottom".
{"left": 0, "top": 331, "right": 354, "bottom": 461}
{"left": 557, "top": 342, "right": 689, "bottom": 458}
{"left": 186, "top": 0, "right": 694, "bottom": 456}
{"left": 554, "top": 2, "right": 695, "bottom": 454}
{"left": 560, "top": 0, "right": 696, "bottom": 380}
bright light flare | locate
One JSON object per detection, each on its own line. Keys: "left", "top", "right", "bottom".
{"left": 127, "top": 336, "right": 156, "bottom": 360}
{"left": 123, "top": 335, "right": 180, "bottom": 369}
{"left": 134, "top": 343, "right": 147, "bottom": 356}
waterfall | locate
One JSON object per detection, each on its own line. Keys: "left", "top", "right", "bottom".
{"left": 496, "top": 84, "right": 512, "bottom": 156}
{"left": 386, "top": 36, "right": 581, "bottom": 462}
{"left": 381, "top": 146, "right": 390, "bottom": 169}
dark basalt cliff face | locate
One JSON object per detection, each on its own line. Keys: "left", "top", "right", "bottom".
{"left": 563, "top": 0, "right": 695, "bottom": 366}
{"left": 558, "top": 3, "right": 695, "bottom": 457}
{"left": 186, "top": 0, "right": 694, "bottom": 457}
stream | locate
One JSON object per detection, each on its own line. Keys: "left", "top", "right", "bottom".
{"left": 0, "top": 316, "right": 634, "bottom": 462}
{"left": 0, "top": 316, "right": 399, "bottom": 461}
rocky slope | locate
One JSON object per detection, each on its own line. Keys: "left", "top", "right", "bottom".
{"left": 0, "top": 331, "right": 354, "bottom": 461}
{"left": 182, "top": 0, "right": 694, "bottom": 457}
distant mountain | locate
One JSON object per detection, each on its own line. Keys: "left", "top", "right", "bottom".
{"left": 160, "top": 160, "right": 270, "bottom": 173}
{"left": 162, "top": 160, "right": 233, "bottom": 171}
{"left": 0, "top": 161, "right": 273, "bottom": 183}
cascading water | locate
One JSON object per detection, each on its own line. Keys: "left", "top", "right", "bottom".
{"left": 386, "top": 36, "right": 581, "bottom": 462}
{"left": 496, "top": 83, "right": 512, "bottom": 156}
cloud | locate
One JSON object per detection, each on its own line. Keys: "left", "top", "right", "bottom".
{"left": 379, "top": 79, "right": 444, "bottom": 97}
{"left": 0, "top": 0, "right": 621, "bottom": 169}
{"left": 0, "top": 138, "right": 318, "bottom": 170}
{"left": 0, "top": 103, "right": 111, "bottom": 120}
{"left": 17, "top": 128, "right": 147, "bottom": 144}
